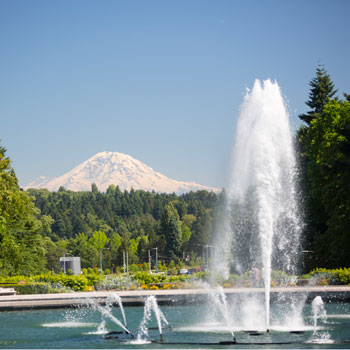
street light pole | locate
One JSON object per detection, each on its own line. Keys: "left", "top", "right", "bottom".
{"left": 99, "top": 249, "right": 102, "bottom": 276}
{"left": 197, "top": 244, "right": 212, "bottom": 270}
{"left": 150, "top": 247, "right": 158, "bottom": 273}
{"left": 123, "top": 251, "right": 126, "bottom": 274}
{"left": 126, "top": 251, "right": 129, "bottom": 276}
{"left": 148, "top": 249, "right": 151, "bottom": 273}
{"left": 155, "top": 247, "right": 158, "bottom": 273}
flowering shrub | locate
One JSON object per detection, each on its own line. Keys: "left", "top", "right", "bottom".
{"left": 94, "top": 275, "right": 136, "bottom": 290}
{"left": 83, "top": 286, "right": 95, "bottom": 292}
{"left": 310, "top": 268, "right": 350, "bottom": 285}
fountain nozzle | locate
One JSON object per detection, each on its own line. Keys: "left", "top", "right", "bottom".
{"left": 124, "top": 327, "right": 134, "bottom": 338}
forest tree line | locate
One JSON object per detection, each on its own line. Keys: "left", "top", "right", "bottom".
{"left": 24, "top": 186, "right": 222, "bottom": 273}
{"left": 0, "top": 65, "right": 349, "bottom": 277}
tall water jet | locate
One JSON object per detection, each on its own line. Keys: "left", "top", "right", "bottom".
{"left": 312, "top": 296, "right": 327, "bottom": 334}
{"left": 208, "top": 287, "right": 235, "bottom": 340}
{"left": 106, "top": 293, "right": 127, "bottom": 327}
{"left": 214, "top": 79, "right": 302, "bottom": 330}
{"left": 309, "top": 296, "right": 333, "bottom": 344}
{"left": 88, "top": 298, "right": 133, "bottom": 336}
{"left": 137, "top": 296, "right": 170, "bottom": 342}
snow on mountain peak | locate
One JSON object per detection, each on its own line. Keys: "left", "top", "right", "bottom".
{"left": 24, "top": 152, "right": 221, "bottom": 194}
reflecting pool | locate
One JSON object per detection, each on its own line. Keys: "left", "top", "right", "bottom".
{"left": 1, "top": 302, "right": 350, "bottom": 348}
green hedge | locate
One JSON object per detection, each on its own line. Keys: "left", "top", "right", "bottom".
{"left": 133, "top": 272, "right": 166, "bottom": 285}
{"left": 1, "top": 283, "right": 51, "bottom": 294}
{"left": 0, "top": 273, "right": 90, "bottom": 292}
{"left": 310, "top": 268, "right": 350, "bottom": 285}
{"left": 0, "top": 282, "right": 74, "bottom": 294}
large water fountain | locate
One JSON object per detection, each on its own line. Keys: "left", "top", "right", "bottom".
{"left": 213, "top": 78, "right": 303, "bottom": 331}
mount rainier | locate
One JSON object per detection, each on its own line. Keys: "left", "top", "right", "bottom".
{"left": 24, "top": 151, "right": 220, "bottom": 194}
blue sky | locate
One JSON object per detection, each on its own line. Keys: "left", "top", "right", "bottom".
{"left": 1, "top": 0, "right": 349, "bottom": 189}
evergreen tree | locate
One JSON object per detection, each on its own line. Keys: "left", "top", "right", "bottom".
{"left": 188, "top": 207, "right": 211, "bottom": 254}
{"left": 0, "top": 142, "right": 47, "bottom": 275}
{"left": 299, "top": 65, "right": 337, "bottom": 125}
{"left": 91, "top": 183, "right": 99, "bottom": 193}
{"left": 300, "top": 99, "right": 350, "bottom": 268}
{"left": 165, "top": 215, "right": 182, "bottom": 260}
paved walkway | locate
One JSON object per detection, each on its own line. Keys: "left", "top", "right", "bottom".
{"left": 1, "top": 286, "right": 349, "bottom": 311}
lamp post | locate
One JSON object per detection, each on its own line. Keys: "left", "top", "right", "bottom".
{"left": 155, "top": 247, "right": 158, "bottom": 273}
{"left": 99, "top": 248, "right": 109, "bottom": 277}
{"left": 126, "top": 250, "right": 129, "bottom": 276}
{"left": 99, "top": 249, "right": 102, "bottom": 276}
{"left": 156, "top": 247, "right": 158, "bottom": 272}
{"left": 206, "top": 244, "right": 214, "bottom": 270}
{"left": 197, "top": 244, "right": 213, "bottom": 270}
{"left": 197, "top": 244, "right": 206, "bottom": 267}
{"left": 63, "top": 252, "right": 66, "bottom": 274}
{"left": 123, "top": 251, "right": 126, "bottom": 274}
{"left": 148, "top": 249, "right": 152, "bottom": 273}
{"left": 149, "top": 247, "right": 158, "bottom": 273}
{"left": 122, "top": 250, "right": 129, "bottom": 276}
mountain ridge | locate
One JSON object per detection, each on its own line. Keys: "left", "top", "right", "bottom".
{"left": 24, "top": 151, "right": 221, "bottom": 194}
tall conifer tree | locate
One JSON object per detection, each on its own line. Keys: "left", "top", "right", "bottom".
{"left": 299, "top": 65, "right": 337, "bottom": 125}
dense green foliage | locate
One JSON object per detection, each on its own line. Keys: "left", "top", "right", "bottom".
{"left": 309, "top": 268, "right": 350, "bottom": 285}
{"left": 297, "top": 67, "right": 350, "bottom": 270}
{"left": 0, "top": 144, "right": 50, "bottom": 276}
{"left": 25, "top": 186, "right": 222, "bottom": 272}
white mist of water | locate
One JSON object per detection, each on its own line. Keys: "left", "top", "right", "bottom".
{"left": 106, "top": 293, "right": 127, "bottom": 327}
{"left": 208, "top": 287, "right": 235, "bottom": 338}
{"left": 309, "top": 296, "right": 333, "bottom": 343}
{"left": 85, "top": 320, "right": 109, "bottom": 335}
{"left": 87, "top": 298, "right": 130, "bottom": 335}
{"left": 312, "top": 296, "right": 327, "bottom": 331}
{"left": 137, "top": 296, "right": 169, "bottom": 342}
{"left": 214, "top": 79, "right": 302, "bottom": 330}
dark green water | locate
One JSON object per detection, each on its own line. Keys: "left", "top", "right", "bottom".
{"left": 1, "top": 302, "right": 350, "bottom": 348}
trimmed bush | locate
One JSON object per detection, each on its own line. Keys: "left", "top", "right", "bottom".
{"left": 0, "top": 273, "right": 89, "bottom": 292}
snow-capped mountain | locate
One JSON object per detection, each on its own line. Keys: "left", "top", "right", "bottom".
{"left": 24, "top": 151, "right": 221, "bottom": 194}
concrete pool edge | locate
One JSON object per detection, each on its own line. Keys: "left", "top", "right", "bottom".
{"left": 1, "top": 286, "right": 350, "bottom": 311}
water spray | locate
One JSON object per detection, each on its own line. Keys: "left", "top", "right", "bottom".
{"left": 106, "top": 293, "right": 127, "bottom": 328}
{"left": 88, "top": 298, "right": 134, "bottom": 338}
{"left": 213, "top": 79, "right": 302, "bottom": 331}
{"left": 136, "top": 296, "right": 170, "bottom": 342}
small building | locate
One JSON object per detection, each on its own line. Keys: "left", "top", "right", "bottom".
{"left": 59, "top": 257, "right": 81, "bottom": 275}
